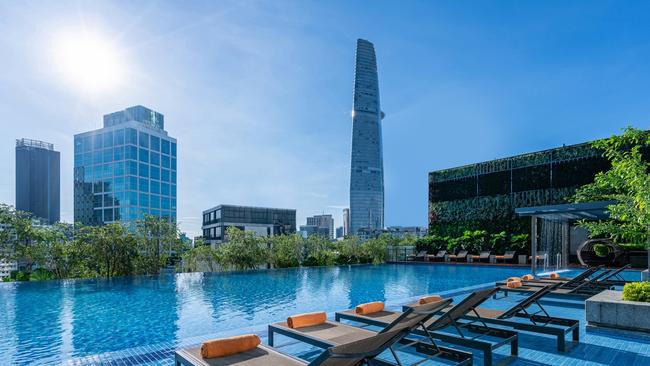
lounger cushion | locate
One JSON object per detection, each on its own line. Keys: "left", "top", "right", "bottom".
{"left": 355, "top": 301, "right": 384, "bottom": 315}
{"left": 419, "top": 295, "right": 443, "bottom": 305}
{"left": 287, "top": 312, "right": 327, "bottom": 329}
{"left": 201, "top": 334, "right": 261, "bottom": 359}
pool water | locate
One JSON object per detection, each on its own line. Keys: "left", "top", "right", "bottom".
{"left": 0, "top": 264, "right": 532, "bottom": 365}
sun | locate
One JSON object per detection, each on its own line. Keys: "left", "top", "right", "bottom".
{"left": 51, "top": 30, "right": 124, "bottom": 93}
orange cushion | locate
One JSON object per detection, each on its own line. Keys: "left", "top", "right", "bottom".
{"left": 506, "top": 277, "right": 522, "bottom": 283}
{"left": 201, "top": 334, "right": 261, "bottom": 359}
{"left": 522, "top": 274, "right": 534, "bottom": 281}
{"left": 549, "top": 272, "right": 560, "bottom": 279}
{"left": 355, "top": 301, "right": 385, "bottom": 315}
{"left": 507, "top": 281, "right": 523, "bottom": 289}
{"left": 287, "top": 312, "right": 327, "bottom": 329}
{"left": 419, "top": 295, "right": 443, "bottom": 305}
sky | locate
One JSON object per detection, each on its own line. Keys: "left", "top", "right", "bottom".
{"left": 1, "top": 0, "right": 650, "bottom": 237}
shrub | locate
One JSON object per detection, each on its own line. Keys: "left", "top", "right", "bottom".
{"left": 622, "top": 282, "right": 650, "bottom": 302}
{"left": 30, "top": 268, "right": 53, "bottom": 281}
{"left": 619, "top": 243, "right": 647, "bottom": 251}
{"left": 593, "top": 244, "right": 609, "bottom": 257}
{"left": 302, "top": 250, "right": 337, "bottom": 267}
{"left": 15, "top": 271, "right": 30, "bottom": 281}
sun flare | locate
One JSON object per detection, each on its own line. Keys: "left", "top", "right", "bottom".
{"left": 51, "top": 30, "right": 124, "bottom": 93}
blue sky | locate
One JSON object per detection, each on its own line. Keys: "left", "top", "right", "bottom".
{"left": 1, "top": 1, "right": 649, "bottom": 237}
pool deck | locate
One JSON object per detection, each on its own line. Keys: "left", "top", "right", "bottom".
{"left": 62, "top": 275, "right": 650, "bottom": 366}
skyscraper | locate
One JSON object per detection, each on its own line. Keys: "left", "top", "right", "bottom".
{"left": 349, "top": 39, "right": 384, "bottom": 235}
{"left": 74, "top": 105, "right": 177, "bottom": 226}
{"left": 342, "top": 208, "right": 350, "bottom": 236}
{"left": 15, "top": 139, "right": 60, "bottom": 224}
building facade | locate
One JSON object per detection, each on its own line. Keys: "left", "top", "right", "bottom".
{"left": 428, "top": 141, "right": 610, "bottom": 236}
{"left": 349, "top": 39, "right": 384, "bottom": 235}
{"left": 202, "top": 205, "right": 296, "bottom": 247}
{"left": 342, "top": 208, "right": 350, "bottom": 236}
{"left": 74, "top": 105, "right": 177, "bottom": 225}
{"left": 299, "top": 225, "right": 330, "bottom": 239}
{"left": 336, "top": 226, "right": 344, "bottom": 239}
{"left": 15, "top": 139, "right": 60, "bottom": 224}
{"left": 305, "top": 214, "right": 334, "bottom": 239}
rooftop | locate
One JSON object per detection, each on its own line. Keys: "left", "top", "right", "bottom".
{"left": 15, "top": 138, "right": 54, "bottom": 150}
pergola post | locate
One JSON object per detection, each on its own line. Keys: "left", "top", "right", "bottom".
{"left": 531, "top": 216, "right": 538, "bottom": 275}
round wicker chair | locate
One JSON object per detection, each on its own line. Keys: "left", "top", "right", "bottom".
{"left": 577, "top": 238, "right": 622, "bottom": 267}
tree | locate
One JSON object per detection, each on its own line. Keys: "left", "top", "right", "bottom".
{"left": 182, "top": 244, "right": 221, "bottom": 272}
{"left": 134, "top": 215, "right": 182, "bottom": 275}
{"left": 269, "top": 234, "right": 303, "bottom": 268}
{"left": 217, "top": 227, "right": 267, "bottom": 271}
{"left": 573, "top": 127, "right": 650, "bottom": 270}
{"left": 76, "top": 223, "right": 137, "bottom": 278}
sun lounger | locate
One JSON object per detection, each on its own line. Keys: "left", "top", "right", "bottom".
{"left": 471, "top": 251, "right": 491, "bottom": 263}
{"left": 175, "top": 343, "right": 306, "bottom": 366}
{"left": 448, "top": 250, "right": 468, "bottom": 262}
{"left": 406, "top": 250, "right": 427, "bottom": 261}
{"left": 495, "top": 251, "right": 516, "bottom": 263}
{"left": 511, "top": 267, "right": 601, "bottom": 288}
{"left": 335, "top": 288, "right": 518, "bottom": 366}
{"left": 496, "top": 272, "right": 613, "bottom": 299}
{"left": 426, "top": 250, "right": 447, "bottom": 262}
{"left": 269, "top": 300, "right": 473, "bottom": 365}
{"left": 177, "top": 304, "right": 470, "bottom": 366}
{"left": 432, "top": 284, "right": 579, "bottom": 352}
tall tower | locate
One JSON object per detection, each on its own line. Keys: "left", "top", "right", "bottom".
{"left": 349, "top": 39, "right": 384, "bottom": 235}
{"left": 15, "top": 139, "right": 61, "bottom": 224}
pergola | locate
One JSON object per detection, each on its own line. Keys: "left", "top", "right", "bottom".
{"left": 515, "top": 200, "right": 615, "bottom": 274}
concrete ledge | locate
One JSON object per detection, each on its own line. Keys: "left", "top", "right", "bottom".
{"left": 586, "top": 290, "right": 650, "bottom": 333}
{"left": 642, "top": 269, "right": 649, "bottom": 282}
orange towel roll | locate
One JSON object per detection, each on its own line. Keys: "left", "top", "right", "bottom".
{"left": 549, "top": 272, "right": 560, "bottom": 279}
{"left": 522, "top": 274, "right": 534, "bottom": 281}
{"left": 200, "top": 334, "right": 261, "bottom": 359}
{"left": 507, "top": 281, "right": 523, "bottom": 289}
{"left": 355, "top": 301, "right": 385, "bottom": 315}
{"left": 287, "top": 311, "right": 327, "bottom": 329}
{"left": 419, "top": 295, "right": 443, "bottom": 305}
{"left": 506, "top": 277, "right": 522, "bottom": 283}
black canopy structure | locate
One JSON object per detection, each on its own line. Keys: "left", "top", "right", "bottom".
{"left": 515, "top": 201, "right": 615, "bottom": 274}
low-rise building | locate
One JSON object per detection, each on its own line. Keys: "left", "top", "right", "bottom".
{"left": 202, "top": 205, "right": 296, "bottom": 248}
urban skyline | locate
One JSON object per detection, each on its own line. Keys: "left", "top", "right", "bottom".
{"left": 1, "top": 1, "right": 648, "bottom": 238}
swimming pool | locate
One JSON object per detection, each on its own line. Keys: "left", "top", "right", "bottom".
{"left": 0, "top": 264, "right": 531, "bottom": 365}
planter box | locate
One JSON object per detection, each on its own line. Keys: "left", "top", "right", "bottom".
{"left": 518, "top": 255, "right": 527, "bottom": 265}
{"left": 586, "top": 290, "right": 650, "bottom": 333}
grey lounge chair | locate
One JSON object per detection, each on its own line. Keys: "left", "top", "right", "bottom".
{"left": 448, "top": 250, "right": 468, "bottom": 262}
{"left": 335, "top": 288, "right": 518, "bottom": 366}
{"left": 430, "top": 284, "right": 579, "bottom": 352}
{"left": 471, "top": 251, "right": 491, "bottom": 263}
{"left": 497, "top": 270, "right": 613, "bottom": 299}
{"left": 426, "top": 250, "right": 447, "bottom": 262}
{"left": 406, "top": 250, "right": 427, "bottom": 261}
{"left": 529, "top": 251, "right": 547, "bottom": 263}
{"left": 495, "top": 251, "right": 516, "bottom": 263}
{"left": 517, "top": 266, "right": 601, "bottom": 288}
{"left": 269, "top": 300, "right": 473, "bottom": 365}
{"left": 176, "top": 307, "right": 462, "bottom": 366}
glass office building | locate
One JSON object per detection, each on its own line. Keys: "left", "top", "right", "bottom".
{"left": 15, "top": 139, "right": 60, "bottom": 224}
{"left": 74, "top": 106, "right": 177, "bottom": 225}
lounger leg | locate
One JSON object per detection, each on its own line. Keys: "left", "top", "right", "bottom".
{"left": 512, "top": 337, "right": 518, "bottom": 356}
{"left": 483, "top": 349, "right": 492, "bottom": 366}
{"left": 573, "top": 327, "right": 580, "bottom": 342}
{"left": 268, "top": 326, "right": 275, "bottom": 346}
{"left": 557, "top": 336, "right": 565, "bottom": 352}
